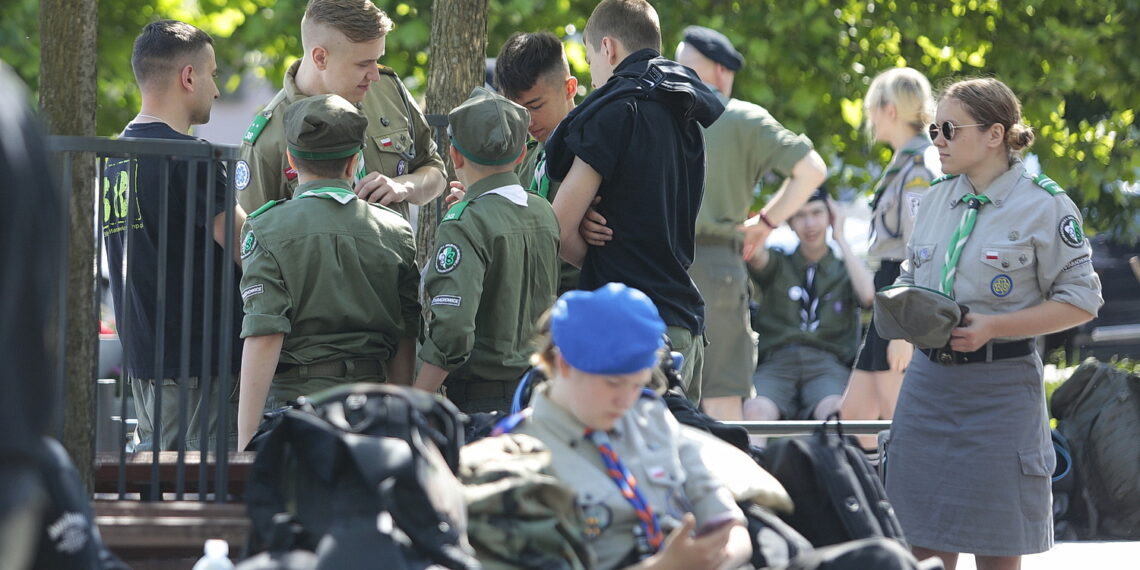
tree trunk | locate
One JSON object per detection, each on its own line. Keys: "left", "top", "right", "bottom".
{"left": 417, "top": 0, "right": 488, "bottom": 272}
{"left": 40, "top": 0, "right": 98, "bottom": 491}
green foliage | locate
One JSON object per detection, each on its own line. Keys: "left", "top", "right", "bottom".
{"left": 3, "top": 0, "right": 1136, "bottom": 234}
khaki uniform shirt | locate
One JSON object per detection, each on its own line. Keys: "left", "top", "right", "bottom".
{"left": 899, "top": 162, "right": 1103, "bottom": 337}
{"left": 419, "top": 171, "right": 560, "bottom": 381}
{"left": 867, "top": 134, "right": 941, "bottom": 262}
{"left": 696, "top": 91, "right": 813, "bottom": 241}
{"left": 237, "top": 60, "right": 445, "bottom": 219}
{"left": 518, "top": 139, "right": 578, "bottom": 293}
{"left": 239, "top": 179, "right": 420, "bottom": 398}
{"left": 513, "top": 385, "right": 743, "bottom": 569}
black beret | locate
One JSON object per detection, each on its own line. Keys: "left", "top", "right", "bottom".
{"left": 682, "top": 26, "right": 743, "bottom": 71}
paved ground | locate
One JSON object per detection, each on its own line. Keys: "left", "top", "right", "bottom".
{"left": 953, "top": 541, "right": 1138, "bottom": 569}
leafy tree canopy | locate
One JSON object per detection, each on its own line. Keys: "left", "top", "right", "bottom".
{"left": 3, "top": 0, "right": 1136, "bottom": 235}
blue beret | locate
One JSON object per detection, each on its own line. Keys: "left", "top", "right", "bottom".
{"left": 550, "top": 283, "right": 666, "bottom": 375}
{"left": 682, "top": 26, "right": 743, "bottom": 71}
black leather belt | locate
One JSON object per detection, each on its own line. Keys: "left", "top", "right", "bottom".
{"left": 445, "top": 378, "right": 515, "bottom": 401}
{"left": 921, "top": 339, "right": 1035, "bottom": 365}
{"left": 274, "top": 358, "right": 385, "bottom": 379}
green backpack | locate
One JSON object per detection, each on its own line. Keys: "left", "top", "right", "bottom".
{"left": 1051, "top": 358, "right": 1140, "bottom": 539}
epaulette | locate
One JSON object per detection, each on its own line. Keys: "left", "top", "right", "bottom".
{"left": 441, "top": 200, "right": 470, "bottom": 222}
{"left": 377, "top": 64, "right": 398, "bottom": 77}
{"left": 248, "top": 199, "right": 284, "bottom": 219}
{"left": 242, "top": 91, "right": 287, "bottom": 145}
{"left": 1032, "top": 173, "right": 1065, "bottom": 196}
{"left": 930, "top": 174, "right": 959, "bottom": 185}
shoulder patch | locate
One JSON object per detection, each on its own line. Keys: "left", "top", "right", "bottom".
{"left": 243, "top": 111, "right": 272, "bottom": 145}
{"left": 240, "top": 231, "right": 258, "bottom": 259}
{"left": 1032, "top": 173, "right": 1065, "bottom": 196}
{"left": 434, "top": 243, "right": 462, "bottom": 274}
{"left": 234, "top": 160, "right": 251, "bottom": 190}
{"left": 248, "top": 199, "right": 284, "bottom": 219}
{"left": 930, "top": 174, "right": 958, "bottom": 185}
{"left": 441, "top": 200, "right": 470, "bottom": 222}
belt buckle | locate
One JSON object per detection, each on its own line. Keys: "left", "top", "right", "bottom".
{"left": 937, "top": 350, "right": 955, "bottom": 365}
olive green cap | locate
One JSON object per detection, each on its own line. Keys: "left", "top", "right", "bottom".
{"left": 284, "top": 94, "right": 367, "bottom": 161}
{"left": 447, "top": 87, "right": 529, "bottom": 166}
{"left": 873, "top": 284, "right": 966, "bottom": 349}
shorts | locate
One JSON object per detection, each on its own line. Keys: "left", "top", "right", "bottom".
{"left": 752, "top": 344, "right": 850, "bottom": 419}
{"left": 131, "top": 374, "right": 238, "bottom": 451}
{"left": 667, "top": 326, "right": 705, "bottom": 406}
{"left": 854, "top": 260, "right": 902, "bottom": 372}
{"left": 690, "top": 240, "right": 758, "bottom": 399}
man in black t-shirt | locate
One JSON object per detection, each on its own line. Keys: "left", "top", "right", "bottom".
{"left": 545, "top": 0, "right": 724, "bottom": 404}
{"left": 102, "top": 20, "right": 246, "bottom": 451}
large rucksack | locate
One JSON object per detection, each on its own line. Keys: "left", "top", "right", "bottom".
{"left": 763, "top": 416, "right": 908, "bottom": 548}
{"left": 1050, "top": 358, "right": 1140, "bottom": 539}
{"left": 245, "top": 383, "right": 481, "bottom": 569}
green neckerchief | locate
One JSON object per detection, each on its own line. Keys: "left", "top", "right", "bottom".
{"left": 939, "top": 193, "right": 992, "bottom": 295}
{"left": 297, "top": 183, "right": 357, "bottom": 205}
{"left": 352, "top": 149, "right": 367, "bottom": 185}
{"left": 528, "top": 149, "right": 550, "bottom": 200}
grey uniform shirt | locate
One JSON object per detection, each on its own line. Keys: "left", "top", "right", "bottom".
{"left": 898, "top": 161, "right": 1103, "bottom": 337}
{"left": 867, "top": 135, "right": 941, "bottom": 262}
{"left": 513, "top": 385, "right": 743, "bottom": 569}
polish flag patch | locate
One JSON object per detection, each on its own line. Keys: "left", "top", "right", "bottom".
{"left": 985, "top": 251, "right": 999, "bottom": 260}
{"left": 284, "top": 165, "right": 298, "bottom": 181}
{"left": 380, "top": 137, "right": 393, "bottom": 147}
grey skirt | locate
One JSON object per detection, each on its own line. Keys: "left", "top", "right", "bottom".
{"left": 884, "top": 349, "right": 1054, "bottom": 556}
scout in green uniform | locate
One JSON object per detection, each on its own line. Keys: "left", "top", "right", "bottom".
{"left": 236, "top": 94, "right": 421, "bottom": 449}
{"left": 494, "top": 31, "right": 580, "bottom": 293}
{"left": 414, "top": 87, "right": 560, "bottom": 413}
{"left": 675, "top": 26, "right": 828, "bottom": 421}
{"left": 237, "top": 0, "right": 445, "bottom": 219}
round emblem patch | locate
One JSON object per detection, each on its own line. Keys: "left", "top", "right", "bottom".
{"left": 396, "top": 159, "right": 407, "bottom": 176}
{"left": 435, "top": 243, "right": 461, "bottom": 273}
{"left": 1058, "top": 215, "right": 1084, "bottom": 248}
{"left": 580, "top": 502, "right": 613, "bottom": 539}
{"left": 990, "top": 274, "right": 1013, "bottom": 297}
{"left": 241, "top": 231, "right": 257, "bottom": 259}
{"left": 234, "top": 160, "right": 251, "bottom": 190}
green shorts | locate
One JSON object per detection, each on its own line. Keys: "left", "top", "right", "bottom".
{"left": 689, "top": 241, "right": 757, "bottom": 399}
{"left": 131, "top": 375, "right": 238, "bottom": 451}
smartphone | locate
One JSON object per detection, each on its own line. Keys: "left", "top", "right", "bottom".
{"left": 693, "top": 512, "right": 736, "bottom": 538}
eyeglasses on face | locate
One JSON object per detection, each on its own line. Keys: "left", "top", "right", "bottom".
{"left": 928, "top": 121, "right": 986, "bottom": 141}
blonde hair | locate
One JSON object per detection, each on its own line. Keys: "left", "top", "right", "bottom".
{"left": 941, "top": 77, "right": 1034, "bottom": 160}
{"left": 303, "top": 0, "right": 393, "bottom": 43}
{"left": 864, "top": 67, "right": 933, "bottom": 139}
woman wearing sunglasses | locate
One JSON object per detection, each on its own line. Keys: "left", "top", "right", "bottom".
{"left": 884, "top": 77, "right": 1103, "bottom": 570}
{"left": 839, "top": 67, "right": 941, "bottom": 461}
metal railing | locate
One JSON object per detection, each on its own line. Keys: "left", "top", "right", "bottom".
{"left": 724, "top": 420, "right": 893, "bottom": 436}
{"left": 49, "top": 135, "right": 241, "bottom": 502}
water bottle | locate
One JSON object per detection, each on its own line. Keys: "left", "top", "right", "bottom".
{"left": 192, "top": 539, "right": 235, "bottom": 570}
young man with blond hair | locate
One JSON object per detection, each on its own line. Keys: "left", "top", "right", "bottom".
{"left": 238, "top": 0, "right": 444, "bottom": 217}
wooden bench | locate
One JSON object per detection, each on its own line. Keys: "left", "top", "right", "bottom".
{"left": 94, "top": 451, "right": 255, "bottom": 498}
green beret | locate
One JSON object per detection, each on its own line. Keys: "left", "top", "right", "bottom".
{"left": 447, "top": 87, "right": 529, "bottom": 166}
{"left": 873, "top": 284, "right": 965, "bottom": 349}
{"left": 284, "top": 94, "right": 367, "bottom": 161}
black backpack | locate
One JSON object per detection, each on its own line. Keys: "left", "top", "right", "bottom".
{"left": 245, "top": 383, "right": 481, "bottom": 569}
{"left": 1050, "top": 359, "right": 1140, "bottom": 539}
{"left": 763, "top": 416, "right": 907, "bottom": 548}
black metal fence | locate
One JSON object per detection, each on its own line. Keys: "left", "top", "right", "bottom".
{"left": 49, "top": 135, "right": 241, "bottom": 502}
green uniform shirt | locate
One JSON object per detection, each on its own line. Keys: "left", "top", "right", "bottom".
{"left": 239, "top": 178, "right": 421, "bottom": 378}
{"left": 517, "top": 139, "right": 579, "bottom": 293}
{"left": 696, "top": 91, "right": 814, "bottom": 240}
{"left": 750, "top": 246, "right": 860, "bottom": 364}
{"left": 237, "top": 60, "right": 445, "bottom": 219}
{"left": 420, "top": 171, "right": 560, "bottom": 381}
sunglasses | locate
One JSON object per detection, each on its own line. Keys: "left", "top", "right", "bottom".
{"left": 928, "top": 121, "right": 986, "bottom": 141}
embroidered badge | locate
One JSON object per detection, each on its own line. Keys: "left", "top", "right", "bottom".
{"left": 905, "top": 192, "right": 923, "bottom": 218}
{"left": 380, "top": 137, "right": 393, "bottom": 147}
{"left": 234, "top": 160, "right": 251, "bottom": 191}
{"left": 580, "top": 502, "right": 613, "bottom": 539}
{"left": 1008, "top": 231, "right": 1020, "bottom": 241}
{"left": 241, "top": 284, "right": 264, "bottom": 301}
{"left": 435, "top": 243, "right": 461, "bottom": 273}
{"left": 397, "top": 159, "right": 407, "bottom": 176}
{"left": 990, "top": 274, "right": 1013, "bottom": 297}
{"left": 647, "top": 466, "right": 669, "bottom": 483}
{"left": 284, "top": 164, "right": 298, "bottom": 181}
{"left": 1062, "top": 255, "right": 1092, "bottom": 272}
{"left": 241, "top": 231, "right": 257, "bottom": 259}
{"left": 431, "top": 295, "right": 461, "bottom": 307}
{"left": 1058, "top": 215, "right": 1084, "bottom": 248}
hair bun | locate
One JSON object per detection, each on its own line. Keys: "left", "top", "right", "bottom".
{"left": 1006, "top": 123, "right": 1035, "bottom": 152}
